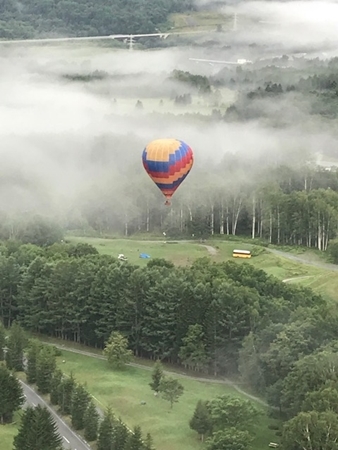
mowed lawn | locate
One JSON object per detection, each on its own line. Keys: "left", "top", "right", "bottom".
{"left": 66, "top": 237, "right": 209, "bottom": 266}
{"left": 57, "top": 350, "right": 279, "bottom": 450}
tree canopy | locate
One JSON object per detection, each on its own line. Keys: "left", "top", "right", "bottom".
{"left": 0, "top": 0, "right": 194, "bottom": 40}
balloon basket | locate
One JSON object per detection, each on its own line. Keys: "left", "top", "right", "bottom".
{"left": 164, "top": 200, "right": 171, "bottom": 206}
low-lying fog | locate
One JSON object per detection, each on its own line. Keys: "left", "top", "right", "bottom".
{"left": 1, "top": 0, "right": 337, "bottom": 219}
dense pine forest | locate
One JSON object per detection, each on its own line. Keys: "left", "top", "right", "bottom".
{"left": 0, "top": 0, "right": 193, "bottom": 39}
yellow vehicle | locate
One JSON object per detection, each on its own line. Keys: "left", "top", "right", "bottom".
{"left": 232, "top": 249, "right": 251, "bottom": 259}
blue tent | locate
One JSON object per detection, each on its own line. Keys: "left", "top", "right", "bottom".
{"left": 139, "top": 253, "right": 151, "bottom": 259}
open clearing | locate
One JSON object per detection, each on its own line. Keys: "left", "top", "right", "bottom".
{"left": 169, "top": 11, "right": 234, "bottom": 32}
{"left": 67, "top": 236, "right": 209, "bottom": 266}
{"left": 66, "top": 235, "right": 338, "bottom": 302}
{"left": 56, "top": 349, "right": 279, "bottom": 450}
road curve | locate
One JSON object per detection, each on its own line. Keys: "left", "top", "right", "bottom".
{"left": 266, "top": 248, "right": 338, "bottom": 272}
{"left": 20, "top": 380, "right": 92, "bottom": 450}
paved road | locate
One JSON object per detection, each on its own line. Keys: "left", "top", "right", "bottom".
{"left": 20, "top": 380, "right": 92, "bottom": 450}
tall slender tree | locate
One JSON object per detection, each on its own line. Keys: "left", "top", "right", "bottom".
{"left": 36, "top": 346, "right": 56, "bottom": 394}
{"left": 103, "top": 331, "right": 133, "bottom": 369}
{"left": 125, "top": 425, "right": 144, "bottom": 450}
{"left": 149, "top": 360, "right": 164, "bottom": 394}
{"left": 58, "top": 373, "right": 76, "bottom": 415}
{"left": 83, "top": 400, "right": 100, "bottom": 442}
{"left": 0, "top": 365, "right": 24, "bottom": 423}
{"left": 189, "top": 400, "right": 212, "bottom": 441}
{"left": 5, "top": 321, "right": 27, "bottom": 372}
{"left": 50, "top": 369, "right": 63, "bottom": 405}
{"left": 71, "top": 383, "right": 90, "bottom": 430}
{"left": 26, "top": 339, "right": 42, "bottom": 384}
{"left": 97, "top": 407, "right": 114, "bottom": 450}
{"left": 0, "top": 321, "right": 6, "bottom": 361}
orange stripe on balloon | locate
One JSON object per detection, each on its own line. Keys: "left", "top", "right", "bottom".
{"left": 150, "top": 161, "right": 193, "bottom": 184}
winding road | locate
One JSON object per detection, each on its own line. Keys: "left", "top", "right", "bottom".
{"left": 21, "top": 380, "right": 92, "bottom": 450}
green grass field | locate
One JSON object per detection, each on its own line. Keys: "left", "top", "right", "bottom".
{"left": 67, "top": 236, "right": 209, "bottom": 266}
{"left": 169, "top": 11, "right": 233, "bottom": 32}
{"left": 0, "top": 424, "right": 17, "bottom": 450}
{"left": 56, "top": 350, "right": 279, "bottom": 450}
{"left": 0, "top": 412, "right": 21, "bottom": 450}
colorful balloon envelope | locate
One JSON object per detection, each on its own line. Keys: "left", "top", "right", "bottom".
{"left": 142, "top": 139, "right": 194, "bottom": 205}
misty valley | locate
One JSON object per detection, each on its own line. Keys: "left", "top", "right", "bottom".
{"left": 1, "top": 1, "right": 338, "bottom": 450}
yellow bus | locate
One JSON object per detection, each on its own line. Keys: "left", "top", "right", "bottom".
{"left": 232, "top": 249, "right": 251, "bottom": 259}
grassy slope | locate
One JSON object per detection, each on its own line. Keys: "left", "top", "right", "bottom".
{"left": 56, "top": 350, "right": 279, "bottom": 450}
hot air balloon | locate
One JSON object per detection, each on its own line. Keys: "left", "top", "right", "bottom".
{"left": 142, "top": 139, "right": 194, "bottom": 206}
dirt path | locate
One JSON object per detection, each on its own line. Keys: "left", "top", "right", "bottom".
{"left": 282, "top": 275, "right": 314, "bottom": 283}
{"left": 200, "top": 244, "right": 218, "bottom": 256}
{"left": 47, "top": 343, "right": 269, "bottom": 407}
{"left": 266, "top": 248, "right": 338, "bottom": 272}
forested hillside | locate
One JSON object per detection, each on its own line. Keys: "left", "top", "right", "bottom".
{"left": 0, "top": 0, "right": 193, "bottom": 39}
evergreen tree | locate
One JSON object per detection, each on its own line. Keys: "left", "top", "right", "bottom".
{"left": 83, "top": 400, "right": 100, "bottom": 442}
{"left": 144, "top": 433, "right": 155, "bottom": 450}
{"left": 13, "top": 405, "right": 63, "bottom": 450}
{"left": 0, "top": 321, "right": 6, "bottom": 361}
{"left": 36, "top": 346, "right": 57, "bottom": 394}
{"left": 189, "top": 400, "right": 212, "bottom": 442}
{"left": 6, "top": 321, "right": 27, "bottom": 372}
{"left": 71, "top": 383, "right": 90, "bottom": 430}
{"left": 50, "top": 369, "right": 63, "bottom": 405}
{"left": 103, "top": 331, "right": 133, "bottom": 370}
{"left": 12, "top": 406, "right": 36, "bottom": 449}
{"left": 97, "top": 407, "right": 114, "bottom": 450}
{"left": 149, "top": 360, "right": 164, "bottom": 394}
{"left": 179, "top": 324, "right": 209, "bottom": 372}
{"left": 0, "top": 365, "right": 24, "bottom": 423}
{"left": 112, "top": 417, "right": 129, "bottom": 450}
{"left": 125, "top": 425, "right": 143, "bottom": 450}
{"left": 58, "top": 373, "right": 75, "bottom": 415}
{"left": 26, "top": 339, "right": 42, "bottom": 384}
